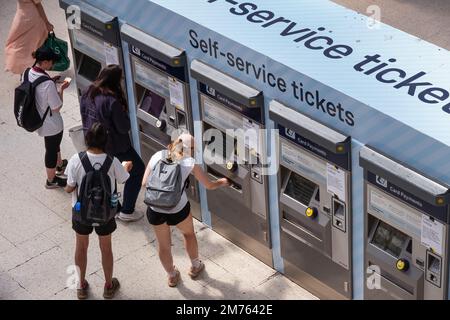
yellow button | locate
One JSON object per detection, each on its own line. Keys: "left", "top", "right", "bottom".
{"left": 226, "top": 162, "right": 234, "bottom": 171}
{"left": 306, "top": 208, "right": 314, "bottom": 217}
{"left": 396, "top": 259, "right": 408, "bottom": 271}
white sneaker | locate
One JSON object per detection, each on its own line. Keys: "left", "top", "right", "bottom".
{"left": 117, "top": 211, "right": 144, "bottom": 222}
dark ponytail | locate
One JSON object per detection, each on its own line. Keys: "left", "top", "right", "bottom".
{"left": 88, "top": 64, "right": 128, "bottom": 112}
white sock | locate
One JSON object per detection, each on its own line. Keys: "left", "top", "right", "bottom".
{"left": 168, "top": 267, "right": 177, "bottom": 278}
{"left": 191, "top": 258, "right": 201, "bottom": 269}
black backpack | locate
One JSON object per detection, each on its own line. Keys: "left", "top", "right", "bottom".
{"left": 14, "top": 68, "right": 52, "bottom": 132}
{"left": 74, "top": 152, "right": 117, "bottom": 226}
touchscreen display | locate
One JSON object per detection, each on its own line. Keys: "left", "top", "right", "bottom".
{"left": 79, "top": 55, "right": 102, "bottom": 82}
{"left": 139, "top": 90, "right": 166, "bottom": 118}
{"left": 371, "top": 221, "right": 410, "bottom": 257}
{"left": 284, "top": 172, "right": 318, "bottom": 206}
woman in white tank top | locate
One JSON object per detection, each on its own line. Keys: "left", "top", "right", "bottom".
{"left": 142, "top": 133, "right": 229, "bottom": 287}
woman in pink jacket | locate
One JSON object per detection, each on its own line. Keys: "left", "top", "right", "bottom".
{"left": 5, "top": 0, "right": 54, "bottom": 75}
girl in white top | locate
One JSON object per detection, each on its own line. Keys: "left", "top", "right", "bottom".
{"left": 27, "top": 46, "right": 70, "bottom": 189}
{"left": 142, "top": 133, "right": 229, "bottom": 287}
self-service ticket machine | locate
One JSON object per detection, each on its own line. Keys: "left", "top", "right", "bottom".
{"left": 360, "top": 146, "right": 450, "bottom": 300}
{"left": 60, "top": 0, "right": 125, "bottom": 99}
{"left": 190, "top": 59, "right": 272, "bottom": 267}
{"left": 120, "top": 24, "right": 200, "bottom": 219}
{"left": 269, "top": 100, "right": 353, "bottom": 299}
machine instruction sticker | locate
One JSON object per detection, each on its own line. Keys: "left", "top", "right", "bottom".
{"left": 104, "top": 42, "right": 120, "bottom": 65}
{"left": 421, "top": 215, "right": 444, "bottom": 256}
{"left": 326, "top": 164, "right": 346, "bottom": 200}
{"left": 281, "top": 141, "right": 327, "bottom": 184}
{"left": 168, "top": 77, "right": 185, "bottom": 111}
{"left": 369, "top": 188, "right": 422, "bottom": 239}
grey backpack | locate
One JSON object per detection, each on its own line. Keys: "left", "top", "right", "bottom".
{"left": 144, "top": 151, "right": 184, "bottom": 209}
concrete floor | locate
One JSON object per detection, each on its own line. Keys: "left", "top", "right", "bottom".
{"left": 332, "top": 0, "right": 450, "bottom": 50}
{"left": 2, "top": 0, "right": 448, "bottom": 301}
{"left": 0, "top": 0, "right": 317, "bottom": 300}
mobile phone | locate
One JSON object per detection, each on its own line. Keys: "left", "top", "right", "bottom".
{"left": 64, "top": 77, "right": 72, "bottom": 84}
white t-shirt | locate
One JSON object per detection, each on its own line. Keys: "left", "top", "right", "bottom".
{"left": 65, "top": 151, "right": 130, "bottom": 207}
{"left": 147, "top": 151, "right": 195, "bottom": 214}
{"left": 27, "top": 68, "right": 64, "bottom": 137}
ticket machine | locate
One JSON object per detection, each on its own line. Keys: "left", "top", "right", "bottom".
{"left": 121, "top": 24, "right": 200, "bottom": 219}
{"left": 269, "top": 100, "right": 353, "bottom": 299}
{"left": 360, "top": 146, "right": 450, "bottom": 300}
{"left": 191, "top": 59, "right": 272, "bottom": 267}
{"left": 60, "top": 0, "right": 125, "bottom": 99}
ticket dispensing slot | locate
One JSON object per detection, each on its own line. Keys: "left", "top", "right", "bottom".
{"left": 60, "top": 0, "right": 124, "bottom": 100}
{"left": 333, "top": 198, "right": 346, "bottom": 232}
{"left": 191, "top": 59, "right": 272, "bottom": 267}
{"left": 121, "top": 24, "right": 200, "bottom": 219}
{"left": 269, "top": 100, "right": 352, "bottom": 299}
{"left": 360, "top": 146, "right": 450, "bottom": 300}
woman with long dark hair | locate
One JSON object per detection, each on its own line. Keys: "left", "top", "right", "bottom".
{"left": 80, "top": 64, "right": 145, "bottom": 222}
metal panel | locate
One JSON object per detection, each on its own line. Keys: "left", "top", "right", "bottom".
{"left": 121, "top": 24, "right": 186, "bottom": 67}
{"left": 360, "top": 146, "right": 450, "bottom": 206}
{"left": 60, "top": 0, "right": 121, "bottom": 46}
{"left": 269, "top": 100, "right": 350, "bottom": 154}
{"left": 190, "top": 59, "right": 263, "bottom": 108}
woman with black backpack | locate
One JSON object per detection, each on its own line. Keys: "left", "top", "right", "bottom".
{"left": 142, "top": 134, "right": 229, "bottom": 287}
{"left": 80, "top": 65, "right": 145, "bottom": 222}
{"left": 65, "top": 122, "right": 132, "bottom": 299}
{"left": 25, "top": 47, "right": 70, "bottom": 189}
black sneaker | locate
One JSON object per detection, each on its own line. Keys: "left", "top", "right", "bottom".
{"left": 45, "top": 179, "right": 59, "bottom": 189}
{"left": 45, "top": 176, "right": 67, "bottom": 189}
{"left": 56, "top": 159, "right": 68, "bottom": 176}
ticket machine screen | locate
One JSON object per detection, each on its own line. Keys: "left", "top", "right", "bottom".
{"left": 79, "top": 55, "right": 102, "bottom": 82}
{"left": 284, "top": 172, "right": 319, "bottom": 206}
{"left": 371, "top": 221, "right": 410, "bottom": 258}
{"left": 139, "top": 90, "right": 166, "bottom": 119}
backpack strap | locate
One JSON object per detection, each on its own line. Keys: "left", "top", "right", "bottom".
{"left": 41, "top": 106, "right": 52, "bottom": 120}
{"left": 32, "top": 75, "right": 52, "bottom": 88}
{"left": 79, "top": 152, "right": 93, "bottom": 173}
{"left": 101, "top": 155, "right": 117, "bottom": 192}
{"left": 31, "top": 73, "right": 54, "bottom": 119}
{"left": 23, "top": 68, "right": 31, "bottom": 83}
{"left": 101, "top": 155, "right": 114, "bottom": 175}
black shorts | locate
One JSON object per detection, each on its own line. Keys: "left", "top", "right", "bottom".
{"left": 72, "top": 218, "right": 117, "bottom": 236}
{"left": 146, "top": 202, "right": 191, "bottom": 226}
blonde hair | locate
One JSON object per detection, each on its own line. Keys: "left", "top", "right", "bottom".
{"left": 167, "top": 134, "right": 194, "bottom": 161}
{"left": 167, "top": 138, "right": 184, "bottom": 161}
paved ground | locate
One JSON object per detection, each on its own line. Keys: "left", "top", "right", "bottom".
{"left": 0, "top": 0, "right": 317, "bottom": 300}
